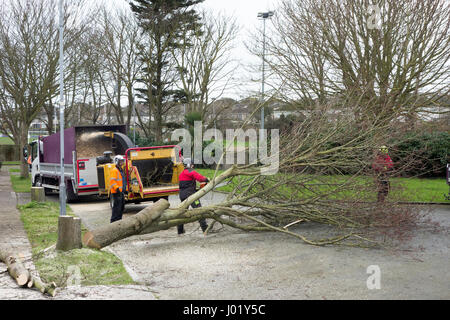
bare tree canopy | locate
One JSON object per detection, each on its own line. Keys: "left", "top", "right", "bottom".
{"left": 173, "top": 10, "right": 240, "bottom": 126}
{"left": 263, "top": 0, "right": 450, "bottom": 123}
{"left": 0, "top": 0, "right": 89, "bottom": 177}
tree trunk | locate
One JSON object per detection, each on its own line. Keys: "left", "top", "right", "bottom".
{"left": 82, "top": 199, "right": 170, "bottom": 249}
{"left": 19, "top": 129, "right": 29, "bottom": 179}
{"left": 82, "top": 167, "right": 237, "bottom": 248}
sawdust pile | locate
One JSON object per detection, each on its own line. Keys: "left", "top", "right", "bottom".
{"left": 76, "top": 130, "right": 113, "bottom": 158}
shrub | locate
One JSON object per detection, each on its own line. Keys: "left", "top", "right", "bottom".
{"left": 389, "top": 131, "right": 450, "bottom": 178}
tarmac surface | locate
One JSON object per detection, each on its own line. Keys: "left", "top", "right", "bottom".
{"left": 1, "top": 166, "right": 449, "bottom": 300}
{"left": 67, "top": 193, "right": 450, "bottom": 300}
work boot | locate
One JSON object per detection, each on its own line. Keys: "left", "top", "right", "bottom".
{"left": 200, "top": 219, "right": 208, "bottom": 236}
{"left": 177, "top": 225, "right": 185, "bottom": 235}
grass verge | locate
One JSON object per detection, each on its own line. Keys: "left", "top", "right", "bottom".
{"left": 10, "top": 174, "right": 31, "bottom": 193}
{"left": 196, "top": 168, "right": 450, "bottom": 203}
{"left": 19, "top": 201, "right": 134, "bottom": 287}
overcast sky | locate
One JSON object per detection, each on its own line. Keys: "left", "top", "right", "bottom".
{"left": 198, "top": 0, "right": 279, "bottom": 97}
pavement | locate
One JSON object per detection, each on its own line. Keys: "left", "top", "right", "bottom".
{"left": 0, "top": 169, "right": 40, "bottom": 299}
{"left": 1, "top": 165, "right": 449, "bottom": 300}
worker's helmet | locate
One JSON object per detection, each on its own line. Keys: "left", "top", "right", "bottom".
{"left": 379, "top": 145, "right": 389, "bottom": 154}
{"left": 114, "top": 155, "right": 125, "bottom": 165}
{"left": 182, "top": 158, "right": 193, "bottom": 168}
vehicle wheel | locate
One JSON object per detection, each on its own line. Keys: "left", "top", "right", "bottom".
{"left": 65, "top": 181, "right": 78, "bottom": 203}
{"left": 34, "top": 176, "right": 52, "bottom": 195}
{"left": 33, "top": 175, "right": 42, "bottom": 187}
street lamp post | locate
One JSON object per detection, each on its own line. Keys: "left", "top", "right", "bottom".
{"left": 257, "top": 11, "right": 274, "bottom": 130}
{"left": 58, "top": 0, "right": 66, "bottom": 216}
{"left": 132, "top": 87, "right": 136, "bottom": 147}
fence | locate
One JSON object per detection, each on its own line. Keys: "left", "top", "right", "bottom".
{"left": 0, "top": 145, "right": 20, "bottom": 162}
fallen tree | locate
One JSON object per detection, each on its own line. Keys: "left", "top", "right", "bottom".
{"left": 83, "top": 198, "right": 170, "bottom": 249}
{"left": 83, "top": 100, "right": 434, "bottom": 249}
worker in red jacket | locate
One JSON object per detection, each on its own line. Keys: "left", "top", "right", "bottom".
{"left": 372, "top": 146, "right": 394, "bottom": 202}
{"left": 177, "top": 158, "right": 209, "bottom": 235}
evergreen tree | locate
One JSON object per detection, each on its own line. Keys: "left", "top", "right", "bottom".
{"left": 129, "top": 0, "right": 204, "bottom": 142}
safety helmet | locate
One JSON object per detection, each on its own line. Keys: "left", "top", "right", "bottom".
{"left": 379, "top": 146, "right": 389, "bottom": 154}
{"left": 182, "top": 157, "right": 193, "bottom": 167}
{"left": 114, "top": 155, "right": 125, "bottom": 165}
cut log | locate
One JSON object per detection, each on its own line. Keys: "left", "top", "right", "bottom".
{"left": 28, "top": 277, "right": 57, "bottom": 297}
{"left": 0, "top": 249, "right": 30, "bottom": 286}
{"left": 0, "top": 247, "right": 58, "bottom": 296}
{"left": 83, "top": 199, "right": 170, "bottom": 249}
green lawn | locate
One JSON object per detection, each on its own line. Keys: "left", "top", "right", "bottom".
{"left": 19, "top": 201, "right": 134, "bottom": 287}
{"left": 196, "top": 168, "right": 450, "bottom": 203}
{"left": 0, "top": 136, "right": 14, "bottom": 145}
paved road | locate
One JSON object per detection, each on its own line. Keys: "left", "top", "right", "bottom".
{"left": 65, "top": 192, "right": 450, "bottom": 300}
{"left": 2, "top": 167, "right": 449, "bottom": 300}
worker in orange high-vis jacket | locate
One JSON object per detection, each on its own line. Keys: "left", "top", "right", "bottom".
{"left": 110, "top": 155, "right": 126, "bottom": 223}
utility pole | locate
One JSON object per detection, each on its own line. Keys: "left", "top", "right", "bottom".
{"left": 56, "top": 1, "right": 81, "bottom": 252}
{"left": 132, "top": 87, "right": 136, "bottom": 147}
{"left": 257, "top": 11, "right": 274, "bottom": 130}
{"left": 58, "top": 0, "right": 66, "bottom": 216}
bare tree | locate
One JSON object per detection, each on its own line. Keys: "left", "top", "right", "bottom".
{"left": 0, "top": 0, "right": 88, "bottom": 177}
{"left": 261, "top": 0, "right": 449, "bottom": 124}
{"left": 93, "top": 6, "right": 144, "bottom": 130}
{"left": 172, "top": 11, "right": 239, "bottom": 127}
{"left": 85, "top": 96, "right": 435, "bottom": 249}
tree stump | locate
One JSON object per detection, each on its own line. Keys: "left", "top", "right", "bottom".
{"left": 31, "top": 187, "right": 45, "bottom": 202}
{"left": 56, "top": 216, "right": 82, "bottom": 251}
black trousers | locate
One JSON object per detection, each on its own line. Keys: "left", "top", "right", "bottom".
{"left": 377, "top": 179, "right": 390, "bottom": 203}
{"left": 177, "top": 197, "right": 208, "bottom": 234}
{"left": 111, "top": 192, "right": 125, "bottom": 223}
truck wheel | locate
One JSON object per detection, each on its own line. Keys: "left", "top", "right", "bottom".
{"left": 34, "top": 176, "right": 52, "bottom": 195}
{"left": 66, "top": 181, "right": 78, "bottom": 203}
